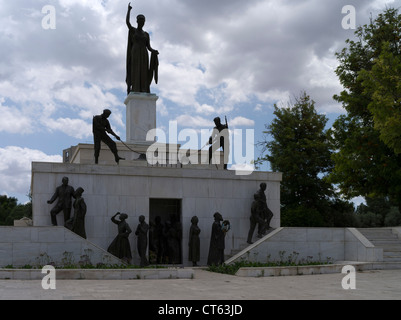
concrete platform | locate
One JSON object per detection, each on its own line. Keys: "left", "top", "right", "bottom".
{"left": 0, "top": 268, "right": 400, "bottom": 300}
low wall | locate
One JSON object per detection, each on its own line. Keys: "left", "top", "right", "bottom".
{"left": 345, "top": 228, "right": 383, "bottom": 261}
{"left": 0, "top": 268, "right": 194, "bottom": 280}
{"left": 226, "top": 228, "right": 383, "bottom": 265}
{"left": 0, "top": 227, "right": 123, "bottom": 268}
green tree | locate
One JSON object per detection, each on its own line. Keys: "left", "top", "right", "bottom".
{"left": 5, "top": 202, "right": 32, "bottom": 226}
{"left": 257, "top": 92, "right": 353, "bottom": 226}
{"left": 0, "top": 195, "right": 18, "bottom": 226}
{"left": 360, "top": 42, "right": 401, "bottom": 154}
{"left": 354, "top": 196, "right": 401, "bottom": 227}
{"left": 0, "top": 195, "right": 32, "bottom": 226}
{"left": 329, "top": 8, "right": 401, "bottom": 215}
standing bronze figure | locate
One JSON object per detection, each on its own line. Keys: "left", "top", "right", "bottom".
{"left": 47, "top": 177, "right": 75, "bottom": 226}
{"left": 92, "top": 109, "right": 125, "bottom": 164}
{"left": 207, "top": 212, "right": 226, "bottom": 266}
{"left": 256, "top": 183, "right": 274, "bottom": 234}
{"left": 70, "top": 187, "right": 87, "bottom": 239}
{"left": 247, "top": 193, "right": 265, "bottom": 244}
{"left": 188, "top": 216, "right": 201, "bottom": 267}
{"left": 107, "top": 213, "right": 132, "bottom": 264}
{"left": 135, "top": 215, "right": 150, "bottom": 267}
{"left": 209, "top": 117, "right": 230, "bottom": 170}
{"left": 126, "top": 2, "right": 159, "bottom": 94}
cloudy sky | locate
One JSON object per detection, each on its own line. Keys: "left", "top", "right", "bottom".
{"left": 1, "top": 0, "right": 400, "bottom": 203}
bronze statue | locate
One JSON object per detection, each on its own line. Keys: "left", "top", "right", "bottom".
{"left": 47, "top": 177, "right": 75, "bottom": 226}
{"left": 255, "top": 183, "right": 274, "bottom": 237}
{"left": 188, "top": 216, "right": 201, "bottom": 267}
{"left": 163, "top": 215, "right": 182, "bottom": 264}
{"left": 70, "top": 187, "right": 87, "bottom": 239}
{"left": 92, "top": 109, "right": 125, "bottom": 164}
{"left": 126, "top": 2, "right": 159, "bottom": 94}
{"left": 207, "top": 212, "right": 226, "bottom": 266}
{"left": 247, "top": 193, "right": 265, "bottom": 244}
{"left": 152, "top": 216, "right": 165, "bottom": 264}
{"left": 107, "top": 213, "right": 132, "bottom": 264}
{"left": 209, "top": 117, "right": 230, "bottom": 170}
{"left": 135, "top": 215, "right": 150, "bottom": 267}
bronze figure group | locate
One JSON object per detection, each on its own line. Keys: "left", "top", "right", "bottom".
{"left": 47, "top": 177, "right": 273, "bottom": 266}
{"left": 247, "top": 183, "right": 274, "bottom": 244}
{"left": 48, "top": 177, "right": 87, "bottom": 239}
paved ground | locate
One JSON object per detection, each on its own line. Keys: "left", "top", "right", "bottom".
{"left": 0, "top": 268, "right": 400, "bottom": 300}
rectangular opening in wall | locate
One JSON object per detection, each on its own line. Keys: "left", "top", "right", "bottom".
{"left": 149, "top": 199, "right": 182, "bottom": 265}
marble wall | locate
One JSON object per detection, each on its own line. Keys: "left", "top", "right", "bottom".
{"left": 31, "top": 162, "right": 282, "bottom": 266}
{"left": 0, "top": 227, "right": 123, "bottom": 268}
{"left": 226, "top": 227, "right": 384, "bottom": 265}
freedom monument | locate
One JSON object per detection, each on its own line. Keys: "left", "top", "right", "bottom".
{"left": 1, "top": 3, "right": 280, "bottom": 269}
{"left": 0, "top": 3, "right": 392, "bottom": 272}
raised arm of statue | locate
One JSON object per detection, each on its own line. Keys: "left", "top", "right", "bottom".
{"left": 126, "top": 2, "right": 133, "bottom": 30}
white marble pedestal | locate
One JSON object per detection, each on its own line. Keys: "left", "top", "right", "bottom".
{"left": 124, "top": 92, "right": 158, "bottom": 144}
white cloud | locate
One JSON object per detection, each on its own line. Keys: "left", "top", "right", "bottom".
{"left": 175, "top": 114, "right": 212, "bottom": 128}
{"left": 45, "top": 117, "right": 92, "bottom": 139}
{"left": 195, "top": 103, "right": 216, "bottom": 115}
{"left": 0, "top": 146, "right": 62, "bottom": 196}
{"left": 156, "top": 99, "right": 169, "bottom": 116}
{"left": 230, "top": 116, "right": 255, "bottom": 127}
{"left": 0, "top": 99, "right": 33, "bottom": 134}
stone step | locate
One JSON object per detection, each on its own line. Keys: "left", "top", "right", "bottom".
{"left": 384, "top": 256, "right": 401, "bottom": 262}
{"left": 364, "top": 235, "right": 398, "bottom": 238}
{"left": 369, "top": 240, "right": 401, "bottom": 247}
{"left": 358, "top": 228, "right": 396, "bottom": 232}
{"left": 230, "top": 244, "right": 251, "bottom": 256}
{"left": 358, "top": 228, "right": 401, "bottom": 262}
{"left": 364, "top": 235, "right": 399, "bottom": 241}
{"left": 358, "top": 229, "right": 399, "bottom": 240}
{"left": 383, "top": 251, "right": 401, "bottom": 257}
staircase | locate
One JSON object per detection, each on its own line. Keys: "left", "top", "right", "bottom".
{"left": 225, "top": 243, "right": 250, "bottom": 261}
{"left": 358, "top": 228, "right": 401, "bottom": 262}
{"left": 224, "top": 228, "right": 281, "bottom": 263}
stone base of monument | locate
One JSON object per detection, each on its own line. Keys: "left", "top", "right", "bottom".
{"left": 31, "top": 161, "right": 281, "bottom": 267}
{"left": 63, "top": 142, "right": 227, "bottom": 169}
{"left": 125, "top": 92, "right": 158, "bottom": 144}
{"left": 28, "top": 89, "right": 282, "bottom": 268}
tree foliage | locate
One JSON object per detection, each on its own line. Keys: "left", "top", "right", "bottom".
{"left": 0, "top": 195, "right": 32, "bottom": 226}
{"left": 355, "top": 196, "right": 401, "bottom": 227}
{"left": 328, "top": 7, "right": 401, "bottom": 214}
{"left": 257, "top": 92, "right": 354, "bottom": 227}
{"left": 360, "top": 42, "right": 401, "bottom": 154}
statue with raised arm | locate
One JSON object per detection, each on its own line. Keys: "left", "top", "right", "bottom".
{"left": 126, "top": 2, "right": 159, "bottom": 94}
{"left": 107, "top": 213, "right": 133, "bottom": 264}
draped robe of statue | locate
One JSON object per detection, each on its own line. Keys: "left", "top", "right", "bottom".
{"left": 207, "top": 213, "right": 225, "bottom": 266}
{"left": 108, "top": 214, "right": 132, "bottom": 263}
{"left": 126, "top": 11, "right": 158, "bottom": 94}
{"left": 188, "top": 217, "right": 201, "bottom": 265}
{"left": 71, "top": 188, "right": 87, "bottom": 239}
